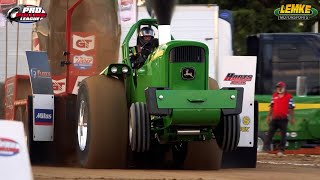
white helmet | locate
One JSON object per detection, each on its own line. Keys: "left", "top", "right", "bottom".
{"left": 139, "top": 26, "right": 155, "bottom": 37}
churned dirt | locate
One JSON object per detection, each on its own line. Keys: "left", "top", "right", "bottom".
{"left": 32, "top": 153, "right": 320, "bottom": 180}
{"left": 257, "top": 153, "right": 320, "bottom": 167}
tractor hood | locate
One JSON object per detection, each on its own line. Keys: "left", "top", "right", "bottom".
{"left": 149, "top": 40, "right": 209, "bottom": 62}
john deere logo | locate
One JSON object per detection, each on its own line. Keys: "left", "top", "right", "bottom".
{"left": 274, "top": 4, "right": 318, "bottom": 20}
{"left": 181, "top": 67, "right": 195, "bottom": 80}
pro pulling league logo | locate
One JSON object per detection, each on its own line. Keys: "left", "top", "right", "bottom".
{"left": 274, "top": 4, "right": 318, "bottom": 20}
{"left": 6, "top": 4, "right": 47, "bottom": 23}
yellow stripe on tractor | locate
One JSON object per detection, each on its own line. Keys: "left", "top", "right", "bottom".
{"left": 259, "top": 103, "right": 320, "bottom": 112}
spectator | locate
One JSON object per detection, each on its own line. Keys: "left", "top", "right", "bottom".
{"left": 264, "top": 81, "right": 295, "bottom": 156}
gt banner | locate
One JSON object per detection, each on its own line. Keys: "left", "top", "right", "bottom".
{"left": 69, "top": 32, "right": 97, "bottom": 94}
{"left": 26, "top": 51, "right": 54, "bottom": 141}
{"left": 218, "top": 56, "right": 257, "bottom": 147}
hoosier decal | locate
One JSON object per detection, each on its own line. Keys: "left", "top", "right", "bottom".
{"left": 224, "top": 73, "right": 253, "bottom": 85}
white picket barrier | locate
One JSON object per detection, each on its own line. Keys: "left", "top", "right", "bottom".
{"left": 0, "top": 120, "right": 33, "bottom": 180}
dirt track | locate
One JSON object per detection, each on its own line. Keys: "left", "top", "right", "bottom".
{"left": 33, "top": 153, "right": 320, "bottom": 180}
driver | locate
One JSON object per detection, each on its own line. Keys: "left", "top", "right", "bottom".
{"left": 130, "top": 26, "right": 156, "bottom": 69}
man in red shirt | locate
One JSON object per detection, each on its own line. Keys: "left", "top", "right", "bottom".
{"left": 264, "top": 81, "right": 295, "bottom": 156}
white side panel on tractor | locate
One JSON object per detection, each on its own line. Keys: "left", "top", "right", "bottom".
{"left": 32, "top": 94, "right": 54, "bottom": 141}
{"left": 218, "top": 56, "right": 257, "bottom": 147}
{"left": 0, "top": 120, "right": 33, "bottom": 180}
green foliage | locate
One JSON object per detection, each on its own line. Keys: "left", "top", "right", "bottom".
{"left": 178, "top": 0, "right": 320, "bottom": 55}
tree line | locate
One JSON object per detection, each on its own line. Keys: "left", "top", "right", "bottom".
{"left": 178, "top": 0, "right": 319, "bottom": 55}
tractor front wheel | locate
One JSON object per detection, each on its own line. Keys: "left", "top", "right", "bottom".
{"left": 215, "top": 114, "right": 240, "bottom": 152}
{"left": 76, "top": 75, "right": 128, "bottom": 168}
{"left": 129, "top": 102, "right": 150, "bottom": 152}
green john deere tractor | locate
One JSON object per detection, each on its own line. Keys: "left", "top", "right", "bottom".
{"left": 75, "top": 18, "right": 244, "bottom": 169}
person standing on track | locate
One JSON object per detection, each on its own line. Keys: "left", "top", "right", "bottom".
{"left": 264, "top": 81, "right": 295, "bottom": 156}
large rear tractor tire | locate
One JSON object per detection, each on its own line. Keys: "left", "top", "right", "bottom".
{"left": 76, "top": 75, "right": 128, "bottom": 168}
{"left": 215, "top": 114, "right": 240, "bottom": 152}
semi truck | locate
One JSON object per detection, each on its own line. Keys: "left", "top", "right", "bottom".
{"left": 247, "top": 33, "right": 320, "bottom": 152}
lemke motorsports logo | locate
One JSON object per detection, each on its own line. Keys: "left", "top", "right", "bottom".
{"left": 274, "top": 4, "right": 318, "bottom": 20}
{"left": 6, "top": 4, "right": 47, "bottom": 23}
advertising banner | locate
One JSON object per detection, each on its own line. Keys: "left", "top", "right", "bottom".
{"left": 52, "top": 76, "right": 66, "bottom": 95}
{"left": 68, "top": 32, "right": 96, "bottom": 94}
{"left": 0, "top": 120, "right": 33, "bottom": 180}
{"left": 25, "top": 51, "right": 54, "bottom": 141}
{"left": 118, "top": 0, "right": 137, "bottom": 25}
{"left": 26, "top": 51, "right": 53, "bottom": 95}
{"left": 70, "top": 32, "right": 96, "bottom": 75}
{"left": 218, "top": 56, "right": 257, "bottom": 147}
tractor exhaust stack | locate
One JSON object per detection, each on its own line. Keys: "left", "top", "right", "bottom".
{"left": 151, "top": 0, "right": 176, "bottom": 45}
{"left": 158, "top": 25, "right": 171, "bottom": 45}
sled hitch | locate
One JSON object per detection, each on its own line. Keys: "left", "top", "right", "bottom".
{"left": 145, "top": 87, "right": 243, "bottom": 117}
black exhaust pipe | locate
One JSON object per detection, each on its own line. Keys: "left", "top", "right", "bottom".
{"left": 147, "top": 0, "right": 176, "bottom": 25}
{"left": 146, "top": 0, "right": 176, "bottom": 44}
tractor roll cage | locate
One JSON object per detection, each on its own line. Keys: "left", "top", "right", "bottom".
{"left": 121, "top": 19, "right": 174, "bottom": 66}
